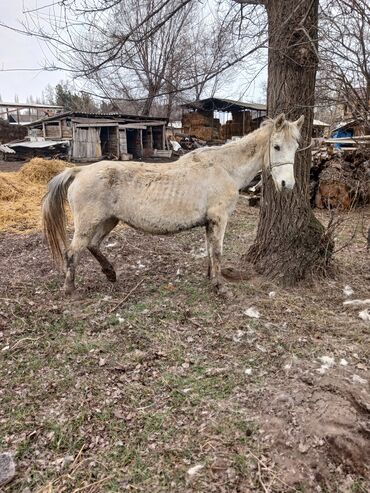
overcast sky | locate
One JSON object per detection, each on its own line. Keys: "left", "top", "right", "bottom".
{"left": 0, "top": 0, "right": 266, "bottom": 105}
{"left": 0, "top": 0, "right": 65, "bottom": 102}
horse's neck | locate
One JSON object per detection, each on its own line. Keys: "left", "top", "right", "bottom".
{"left": 219, "top": 129, "right": 267, "bottom": 189}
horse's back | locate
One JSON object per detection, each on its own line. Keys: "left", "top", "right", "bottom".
{"left": 67, "top": 159, "right": 217, "bottom": 234}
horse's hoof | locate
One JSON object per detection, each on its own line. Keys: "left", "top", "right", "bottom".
{"left": 104, "top": 269, "right": 117, "bottom": 282}
{"left": 213, "top": 282, "right": 232, "bottom": 300}
{"left": 63, "top": 285, "right": 75, "bottom": 295}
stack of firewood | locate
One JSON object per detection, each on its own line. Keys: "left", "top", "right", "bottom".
{"left": 311, "top": 147, "right": 370, "bottom": 209}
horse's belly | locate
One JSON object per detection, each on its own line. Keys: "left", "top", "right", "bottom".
{"left": 118, "top": 194, "right": 207, "bottom": 234}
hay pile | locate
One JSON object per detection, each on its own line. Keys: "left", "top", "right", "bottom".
{"left": 0, "top": 158, "right": 73, "bottom": 232}
{"left": 19, "top": 158, "right": 71, "bottom": 183}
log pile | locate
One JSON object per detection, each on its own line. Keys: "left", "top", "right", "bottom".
{"left": 311, "top": 147, "right": 370, "bottom": 209}
{"left": 243, "top": 147, "right": 370, "bottom": 210}
{"left": 0, "top": 120, "right": 27, "bottom": 144}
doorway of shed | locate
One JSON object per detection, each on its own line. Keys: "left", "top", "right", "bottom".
{"left": 126, "top": 129, "right": 142, "bottom": 158}
{"left": 100, "top": 127, "right": 119, "bottom": 159}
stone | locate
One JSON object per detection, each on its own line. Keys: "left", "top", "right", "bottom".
{"left": 0, "top": 452, "right": 15, "bottom": 486}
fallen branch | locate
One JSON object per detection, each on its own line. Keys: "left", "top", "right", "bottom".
{"left": 108, "top": 279, "right": 144, "bottom": 314}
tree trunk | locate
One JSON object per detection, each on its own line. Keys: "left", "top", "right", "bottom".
{"left": 245, "top": 0, "right": 333, "bottom": 286}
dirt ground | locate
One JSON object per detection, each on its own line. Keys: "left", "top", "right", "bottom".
{"left": 1, "top": 199, "right": 370, "bottom": 492}
{"left": 0, "top": 161, "right": 28, "bottom": 173}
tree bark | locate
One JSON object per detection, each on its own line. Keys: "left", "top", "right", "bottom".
{"left": 246, "top": 0, "right": 333, "bottom": 285}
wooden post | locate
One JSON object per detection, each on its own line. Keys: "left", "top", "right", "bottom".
{"left": 148, "top": 126, "right": 153, "bottom": 150}
{"left": 162, "top": 124, "right": 166, "bottom": 149}
{"left": 42, "top": 122, "right": 46, "bottom": 138}
{"left": 116, "top": 126, "right": 120, "bottom": 158}
{"left": 139, "top": 129, "right": 143, "bottom": 157}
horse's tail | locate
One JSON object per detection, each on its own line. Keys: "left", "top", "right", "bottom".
{"left": 42, "top": 167, "right": 81, "bottom": 268}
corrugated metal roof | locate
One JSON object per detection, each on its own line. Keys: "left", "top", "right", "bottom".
{"left": 27, "top": 111, "right": 169, "bottom": 126}
{"left": 7, "top": 140, "right": 69, "bottom": 149}
{"left": 0, "top": 102, "right": 64, "bottom": 109}
{"left": 313, "top": 119, "right": 330, "bottom": 127}
{"left": 332, "top": 120, "right": 356, "bottom": 132}
{"left": 0, "top": 144, "right": 16, "bottom": 154}
{"left": 182, "top": 97, "right": 267, "bottom": 112}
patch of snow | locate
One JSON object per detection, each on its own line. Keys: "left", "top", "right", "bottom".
{"left": 233, "top": 330, "right": 244, "bottom": 343}
{"left": 116, "top": 314, "right": 125, "bottom": 323}
{"left": 244, "top": 307, "right": 260, "bottom": 319}
{"left": 187, "top": 464, "right": 204, "bottom": 476}
{"left": 318, "top": 356, "right": 335, "bottom": 367}
{"left": 106, "top": 242, "right": 117, "bottom": 248}
{"left": 244, "top": 368, "right": 253, "bottom": 375}
{"left": 352, "top": 374, "right": 368, "bottom": 385}
{"left": 317, "top": 355, "right": 335, "bottom": 374}
{"left": 193, "top": 252, "right": 207, "bottom": 259}
{"left": 343, "top": 299, "right": 370, "bottom": 306}
{"left": 298, "top": 442, "right": 310, "bottom": 454}
{"left": 340, "top": 358, "right": 348, "bottom": 366}
{"left": 268, "top": 291, "right": 276, "bottom": 298}
{"left": 343, "top": 285, "right": 354, "bottom": 297}
{"left": 256, "top": 344, "right": 267, "bottom": 353}
{"left": 359, "top": 309, "right": 370, "bottom": 321}
{"left": 182, "top": 388, "right": 192, "bottom": 393}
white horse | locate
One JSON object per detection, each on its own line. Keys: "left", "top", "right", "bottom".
{"left": 42, "top": 113, "right": 304, "bottom": 295}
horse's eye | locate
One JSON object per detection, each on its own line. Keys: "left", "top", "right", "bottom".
{"left": 274, "top": 144, "right": 281, "bottom": 151}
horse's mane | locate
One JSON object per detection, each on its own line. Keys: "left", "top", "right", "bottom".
{"left": 261, "top": 118, "right": 301, "bottom": 141}
{"left": 180, "top": 117, "right": 301, "bottom": 165}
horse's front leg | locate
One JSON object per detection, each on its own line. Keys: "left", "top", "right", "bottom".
{"left": 206, "top": 212, "right": 230, "bottom": 297}
{"left": 205, "top": 223, "right": 213, "bottom": 279}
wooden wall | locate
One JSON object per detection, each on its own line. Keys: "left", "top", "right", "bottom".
{"left": 44, "top": 119, "right": 72, "bottom": 139}
{"left": 32, "top": 118, "right": 167, "bottom": 161}
{"left": 72, "top": 127, "right": 101, "bottom": 160}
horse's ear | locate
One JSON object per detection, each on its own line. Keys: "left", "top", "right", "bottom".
{"left": 294, "top": 115, "right": 305, "bottom": 130}
{"left": 274, "top": 113, "right": 285, "bottom": 130}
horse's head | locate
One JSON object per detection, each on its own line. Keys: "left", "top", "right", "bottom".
{"left": 267, "top": 113, "right": 304, "bottom": 191}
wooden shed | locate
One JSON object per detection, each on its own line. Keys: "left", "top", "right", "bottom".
{"left": 26, "top": 111, "right": 168, "bottom": 161}
{"left": 181, "top": 98, "right": 267, "bottom": 142}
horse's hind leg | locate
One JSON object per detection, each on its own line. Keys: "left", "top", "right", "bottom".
{"left": 63, "top": 217, "right": 115, "bottom": 294}
{"left": 87, "top": 217, "right": 119, "bottom": 282}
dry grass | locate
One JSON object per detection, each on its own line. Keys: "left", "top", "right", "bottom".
{"left": 0, "top": 158, "right": 72, "bottom": 232}
{"left": 1, "top": 199, "right": 370, "bottom": 492}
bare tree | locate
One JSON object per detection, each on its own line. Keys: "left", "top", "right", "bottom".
{"left": 317, "top": 0, "right": 370, "bottom": 130}
{"left": 20, "top": 0, "right": 258, "bottom": 115}
{"left": 19, "top": 0, "right": 267, "bottom": 117}
{"left": 234, "top": 0, "right": 333, "bottom": 285}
